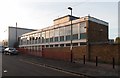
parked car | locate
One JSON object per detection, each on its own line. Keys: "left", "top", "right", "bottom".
{"left": 4, "top": 48, "right": 18, "bottom": 55}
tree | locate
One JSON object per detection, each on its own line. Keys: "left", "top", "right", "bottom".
{"left": 115, "top": 37, "right": 120, "bottom": 44}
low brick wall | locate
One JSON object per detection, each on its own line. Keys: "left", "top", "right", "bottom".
{"left": 43, "top": 47, "right": 71, "bottom": 61}
{"left": 73, "top": 46, "right": 87, "bottom": 61}
{"left": 89, "top": 44, "right": 119, "bottom": 64}
{"left": 17, "top": 44, "right": 120, "bottom": 64}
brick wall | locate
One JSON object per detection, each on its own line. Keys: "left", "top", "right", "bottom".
{"left": 89, "top": 44, "right": 119, "bottom": 64}
{"left": 73, "top": 46, "right": 87, "bottom": 61}
{"left": 87, "top": 21, "right": 108, "bottom": 42}
{"left": 18, "top": 44, "right": 119, "bottom": 64}
{"left": 43, "top": 47, "right": 71, "bottom": 61}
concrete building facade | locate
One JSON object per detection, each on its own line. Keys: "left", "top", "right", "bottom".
{"left": 19, "top": 15, "right": 108, "bottom": 50}
{"left": 8, "top": 27, "right": 36, "bottom": 48}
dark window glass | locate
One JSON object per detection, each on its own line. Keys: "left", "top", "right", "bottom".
{"left": 46, "top": 45, "right": 49, "bottom": 48}
{"left": 80, "top": 33, "right": 86, "bottom": 39}
{"left": 55, "top": 37, "right": 58, "bottom": 42}
{"left": 50, "top": 45, "right": 53, "bottom": 47}
{"left": 73, "top": 34, "right": 78, "bottom": 40}
{"left": 50, "top": 38, "right": 53, "bottom": 42}
{"left": 60, "top": 36, "right": 64, "bottom": 41}
{"left": 73, "top": 43, "right": 78, "bottom": 46}
{"left": 46, "top": 38, "right": 49, "bottom": 43}
{"left": 80, "top": 42, "right": 86, "bottom": 45}
{"left": 42, "top": 37, "right": 45, "bottom": 43}
{"left": 55, "top": 44, "right": 58, "bottom": 47}
{"left": 66, "top": 44, "right": 70, "bottom": 46}
{"left": 60, "top": 44, "right": 64, "bottom": 47}
{"left": 66, "top": 35, "right": 71, "bottom": 41}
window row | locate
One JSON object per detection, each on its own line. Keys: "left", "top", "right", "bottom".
{"left": 20, "top": 22, "right": 86, "bottom": 40}
{"left": 21, "top": 42, "right": 87, "bottom": 50}
{"left": 20, "top": 33, "right": 86, "bottom": 45}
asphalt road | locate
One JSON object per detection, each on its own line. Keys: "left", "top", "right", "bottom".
{"left": 2, "top": 53, "right": 80, "bottom": 77}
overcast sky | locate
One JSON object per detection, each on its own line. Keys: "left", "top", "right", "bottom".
{"left": 0, "top": 0, "right": 119, "bottom": 43}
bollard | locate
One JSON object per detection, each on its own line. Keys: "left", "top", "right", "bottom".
{"left": 113, "top": 58, "right": 115, "bottom": 69}
{"left": 96, "top": 56, "right": 98, "bottom": 66}
{"left": 83, "top": 55, "right": 85, "bottom": 64}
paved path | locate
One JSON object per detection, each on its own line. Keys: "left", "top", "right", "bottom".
{"left": 21, "top": 54, "right": 119, "bottom": 77}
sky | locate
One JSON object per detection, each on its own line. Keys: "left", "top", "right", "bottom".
{"left": 0, "top": 0, "right": 119, "bottom": 44}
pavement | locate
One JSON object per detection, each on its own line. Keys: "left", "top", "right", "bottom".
{"left": 20, "top": 54, "right": 119, "bottom": 77}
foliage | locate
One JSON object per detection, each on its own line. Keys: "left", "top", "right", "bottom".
{"left": 115, "top": 37, "right": 120, "bottom": 44}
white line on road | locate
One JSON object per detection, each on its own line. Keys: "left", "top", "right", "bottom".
{"left": 19, "top": 59, "right": 84, "bottom": 76}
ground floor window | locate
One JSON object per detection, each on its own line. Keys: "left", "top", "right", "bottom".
{"left": 66, "top": 35, "right": 71, "bottom": 41}
{"left": 73, "top": 34, "right": 78, "bottom": 40}
{"left": 80, "top": 42, "right": 86, "bottom": 45}
{"left": 60, "top": 36, "right": 64, "bottom": 41}
{"left": 80, "top": 33, "right": 86, "bottom": 39}
{"left": 60, "top": 44, "right": 64, "bottom": 47}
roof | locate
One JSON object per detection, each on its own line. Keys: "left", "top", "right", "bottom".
{"left": 53, "top": 15, "right": 79, "bottom": 21}
{"left": 9, "top": 26, "right": 37, "bottom": 31}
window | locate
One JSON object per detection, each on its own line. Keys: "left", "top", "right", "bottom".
{"left": 46, "top": 31, "right": 49, "bottom": 43}
{"left": 80, "top": 22, "right": 86, "bottom": 33}
{"left": 54, "top": 28, "right": 59, "bottom": 37}
{"left": 50, "top": 45, "right": 53, "bottom": 47}
{"left": 73, "top": 34, "right": 78, "bottom": 40}
{"left": 66, "top": 35, "right": 71, "bottom": 41}
{"left": 60, "top": 44, "right": 64, "bottom": 47}
{"left": 73, "top": 24, "right": 78, "bottom": 34}
{"left": 73, "top": 43, "right": 78, "bottom": 46}
{"left": 46, "top": 45, "right": 49, "bottom": 48}
{"left": 55, "top": 44, "right": 58, "bottom": 47}
{"left": 42, "top": 32, "right": 45, "bottom": 43}
{"left": 50, "top": 30, "right": 54, "bottom": 42}
{"left": 60, "top": 36, "right": 64, "bottom": 41}
{"left": 46, "top": 38, "right": 49, "bottom": 43}
{"left": 50, "top": 30, "right": 54, "bottom": 38}
{"left": 80, "top": 33, "right": 86, "bottom": 39}
{"left": 65, "top": 26, "right": 71, "bottom": 35}
{"left": 50, "top": 38, "right": 53, "bottom": 42}
{"left": 66, "top": 44, "right": 70, "bottom": 46}
{"left": 80, "top": 42, "right": 86, "bottom": 45}
{"left": 38, "top": 37, "right": 41, "bottom": 43}
{"left": 55, "top": 37, "right": 58, "bottom": 42}
{"left": 59, "top": 27, "right": 65, "bottom": 36}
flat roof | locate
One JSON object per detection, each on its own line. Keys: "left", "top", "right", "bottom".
{"left": 9, "top": 26, "right": 37, "bottom": 31}
{"left": 53, "top": 15, "right": 79, "bottom": 21}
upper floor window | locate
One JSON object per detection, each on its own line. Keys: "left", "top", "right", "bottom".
{"left": 80, "top": 22, "right": 86, "bottom": 33}
{"left": 73, "top": 24, "right": 78, "bottom": 34}
{"left": 54, "top": 28, "right": 59, "bottom": 37}
{"left": 59, "top": 27, "right": 65, "bottom": 36}
{"left": 65, "top": 25, "right": 71, "bottom": 35}
{"left": 50, "top": 29, "right": 54, "bottom": 38}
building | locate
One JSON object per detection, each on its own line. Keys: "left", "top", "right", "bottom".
{"left": 3, "top": 26, "right": 36, "bottom": 48}
{"left": 19, "top": 15, "right": 108, "bottom": 51}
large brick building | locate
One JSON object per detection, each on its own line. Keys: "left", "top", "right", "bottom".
{"left": 19, "top": 15, "right": 108, "bottom": 50}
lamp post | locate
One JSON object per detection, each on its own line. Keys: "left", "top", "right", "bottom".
{"left": 68, "top": 7, "right": 73, "bottom": 63}
{"left": 16, "top": 22, "right": 17, "bottom": 42}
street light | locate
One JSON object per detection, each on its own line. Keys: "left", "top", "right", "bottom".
{"left": 68, "top": 7, "right": 73, "bottom": 63}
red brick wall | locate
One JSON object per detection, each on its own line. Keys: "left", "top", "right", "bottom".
{"left": 89, "top": 44, "right": 119, "bottom": 64}
{"left": 18, "top": 44, "right": 119, "bottom": 64}
{"left": 86, "top": 21, "right": 108, "bottom": 42}
{"left": 43, "top": 47, "right": 71, "bottom": 61}
{"left": 73, "top": 46, "right": 87, "bottom": 61}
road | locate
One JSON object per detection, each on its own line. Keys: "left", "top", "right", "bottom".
{"left": 2, "top": 53, "right": 81, "bottom": 77}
